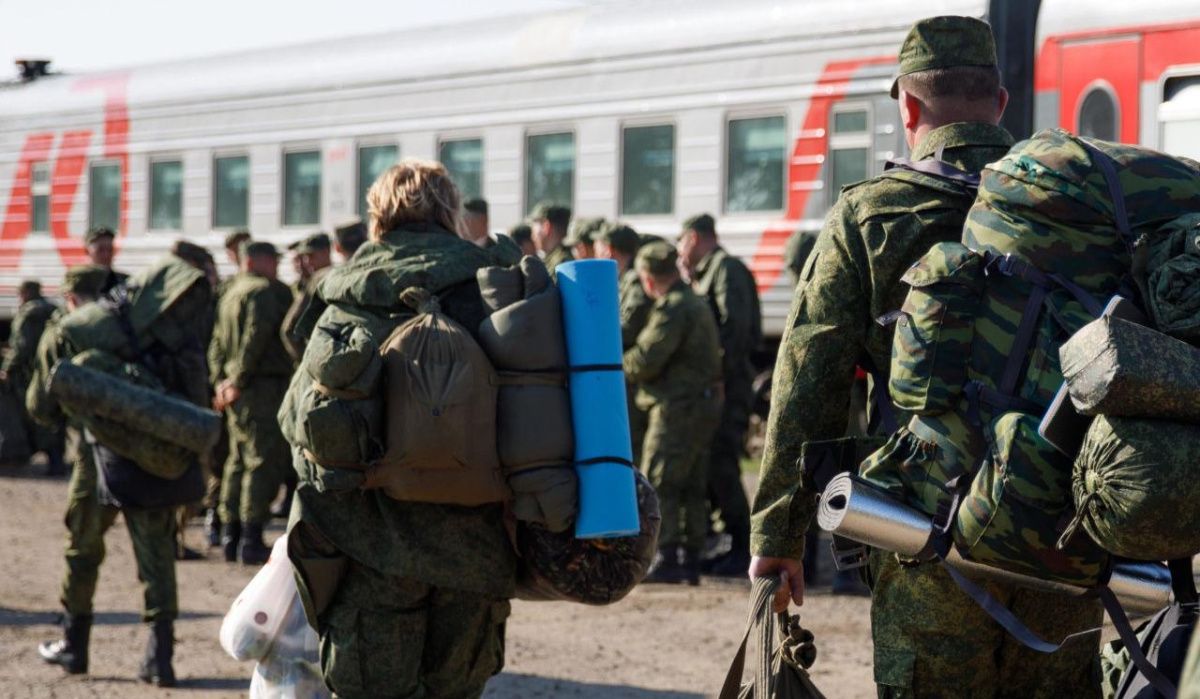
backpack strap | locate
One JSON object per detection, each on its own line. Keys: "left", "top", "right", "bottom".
{"left": 1078, "top": 140, "right": 1135, "bottom": 255}
{"left": 857, "top": 354, "right": 898, "bottom": 435}
{"left": 885, "top": 157, "right": 982, "bottom": 191}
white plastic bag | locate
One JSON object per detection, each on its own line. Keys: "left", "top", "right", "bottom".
{"left": 220, "top": 535, "right": 297, "bottom": 662}
{"left": 249, "top": 590, "right": 327, "bottom": 699}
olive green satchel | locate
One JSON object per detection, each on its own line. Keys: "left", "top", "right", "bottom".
{"left": 719, "top": 577, "right": 826, "bottom": 699}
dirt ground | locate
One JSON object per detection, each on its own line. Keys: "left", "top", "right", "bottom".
{"left": 0, "top": 469, "right": 876, "bottom": 698}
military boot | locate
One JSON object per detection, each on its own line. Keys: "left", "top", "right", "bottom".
{"left": 239, "top": 522, "right": 270, "bottom": 566}
{"left": 682, "top": 549, "right": 702, "bottom": 586}
{"left": 205, "top": 508, "right": 221, "bottom": 548}
{"left": 38, "top": 613, "right": 92, "bottom": 674}
{"left": 137, "top": 619, "right": 176, "bottom": 687}
{"left": 643, "top": 546, "right": 689, "bottom": 585}
{"left": 706, "top": 525, "right": 751, "bottom": 578}
{"left": 221, "top": 520, "right": 242, "bottom": 563}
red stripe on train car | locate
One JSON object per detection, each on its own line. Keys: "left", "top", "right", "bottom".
{"left": 0, "top": 133, "right": 55, "bottom": 270}
{"left": 750, "top": 55, "right": 893, "bottom": 294}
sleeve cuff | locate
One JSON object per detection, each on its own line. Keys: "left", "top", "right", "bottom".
{"left": 750, "top": 533, "right": 806, "bottom": 561}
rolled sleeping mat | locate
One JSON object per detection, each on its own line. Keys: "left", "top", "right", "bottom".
{"left": 556, "top": 259, "right": 639, "bottom": 539}
{"left": 817, "top": 473, "right": 1171, "bottom": 615}
{"left": 1060, "top": 315, "right": 1200, "bottom": 424}
{"left": 49, "top": 359, "right": 221, "bottom": 455}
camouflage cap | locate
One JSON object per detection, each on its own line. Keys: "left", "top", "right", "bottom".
{"left": 244, "top": 241, "right": 280, "bottom": 258}
{"left": 564, "top": 217, "right": 606, "bottom": 247}
{"left": 294, "top": 232, "right": 331, "bottom": 254}
{"left": 597, "top": 222, "right": 640, "bottom": 256}
{"left": 62, "top": 265, "right": 111, "bottom": 296}
{"left": 84, "top": 226, "right": 115, "bottom": 246}
{"left": 531, "top": 202, "right": 572, "bottom": 230}
{"left": 634, "top": 240, "right": 679, "bottom": 277}
{"left": 890, "top": 16, "right": 998, "bottom": 98}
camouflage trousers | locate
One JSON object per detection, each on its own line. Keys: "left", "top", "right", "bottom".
{"left": 626, "top": 381, "right": 648, "bottom": 469}
{"left": 318, "top": 561, "right": 509, "bottom": 699}
{"left": 642, "top": 395, "right": 721, "bottom": 554}
{"left": 60, "top": 449, "right": 178, "bottom": 622}
{"left": 707, "top": 383, "right": 751, "bottom": 545}
{"left": 219, "top": 380, "right": 289, "bottom": 525}
{"left": 868, "top": 550, "right": 1102, "bottom": 698}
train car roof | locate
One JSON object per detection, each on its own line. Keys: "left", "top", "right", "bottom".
{"left": 1037, "top": 0, "right": 1200, "bottom": 43}
{"left": 0, "top": 0, "right": 985, "bottom": 118}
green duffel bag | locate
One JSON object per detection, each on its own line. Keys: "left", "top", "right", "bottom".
{"left": 952, "top": 411, "right": 1109, "bottom": 586}
{"left": 1060, "top": 315, "right": 1200, "bottom": 424}
{"left": 1143, "top": 213, "right": 1200, "bottom": 344}
{"left": 1069, "top": 415, "right": 1200, "bottom": 561}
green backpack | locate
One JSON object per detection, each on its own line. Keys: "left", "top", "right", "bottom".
{"left": 860, "top": 129, "right": 1200, "bottom": 586}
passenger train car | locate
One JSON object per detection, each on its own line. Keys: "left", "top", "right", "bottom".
{"left": 2, "top": 0, "right": 1200, "bottom": 338}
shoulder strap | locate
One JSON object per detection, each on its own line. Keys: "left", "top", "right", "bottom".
{"left": 1078, "top": 140, "right": 1135, "bottom": 255}
{"left": 885, "top": 157, "right": 981, "bottom": 191}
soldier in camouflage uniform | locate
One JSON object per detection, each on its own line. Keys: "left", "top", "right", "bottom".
{"left": 749, "top": 17, "right": 1101, "bottom": 696}
{"left": 565, "top": 216, "right": 605, "bottom": 260}
{"left": 209, "top": 241, "right": 294, "bottom": 565}
{"left": 1, "top": 281, "right": 63, "bottom": 473}
{"left": 83, "top": 226, "right": 129, "bottom": 292}
{"left": 333, "top": 219, "right": 367, "bottom": 260}
{"left": 460, "top": 199, "right": 525, "bottom": 267}
{"left": 596, "top": 223, "right": 656, "bottom": 466}
{"left": 283, "top": 160, "right": 515, "bottom": 697}
{"left": 678, "top": 213, "right": 762, "bottom": 576}
{"left": 32, "top": 260, "right": 211, "bottom": 687}
{"left": 531, "top": 203, "right": 574, "bottom": 274}
{"left": 282, "top": 232, "right": 334, "bottom": 362}
{"left": 624, "top": 244, "right": 722, "bottom": 585}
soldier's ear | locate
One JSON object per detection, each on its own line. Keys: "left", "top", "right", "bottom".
{"left": 995, "top": 87, "right": 1010, "bottom": 122}
{"left": 899, "top": 90, "right": 922, "bottom": 131}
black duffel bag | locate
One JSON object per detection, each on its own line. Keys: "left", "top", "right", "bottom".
{"left": 92, "top": 440, "right": 205, "bottom": 509}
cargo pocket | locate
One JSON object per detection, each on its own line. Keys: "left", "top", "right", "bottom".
{"left": 302, "top": 389, "right": 383, "bottom": 468}
{"left": 889, "top": 242, "right": 986, "bottom": 416}
{"left": 320, "top": 604, "right": 365, "bottom": 697}
{"left": 953, "top": 411, "right": 1108, "bottom": 586}
{"left": 873, "top": 645, "right": 915, "bottom": 697}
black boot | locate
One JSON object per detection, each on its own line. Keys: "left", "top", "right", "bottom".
{"left": 205, "top": 509, "right": 222, "bottom": 548}
{"left": 222, "top": 521, "right": 242, "bottom": 563}
{"left": 239, "top": 522, "right": 270, "bottom": 566}
{"left": 682, "top": 549, "right": 702, "bottom": 586}
{"left": 137, "top": 619, "right": 176, "bottom": 687}
{"left": 43, "top": 449, "right": 67, "bottom": 478}
{"left": 38, "top": 613, "right": 92, "bottom": 674}
{"left": 643, "top": 546, "right": 689, "bottom": 585}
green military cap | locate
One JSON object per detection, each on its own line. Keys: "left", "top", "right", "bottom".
{"left": 634, "top": 240, "right": 679, "bottom": 277}
{"left": 564, "top": 217, "right": 606, "bottom": 247}
{"left": 294, "top": 232, "right": 331, "bottom": 254}
{"left": 62, "top": 265, "right": 111, "bottom": 296}
{"left": 597, "top": 222, "right": 640, "bottom": 256}
{"left": 890, "top": 16, "right": 998, "bottom": 98}
{"left": 463, "top": 198, "right": 488, "bottom": 216}
{"left": 243, "top": 241, "right": 280, "bottom": 258}
{"left": 531, "top": 202, "right": 572, "bottom": 230}
{"left": 84, "top": 226, "right": 115, "bottom": 246}
{"left": 223, "top": 229, "right": 251, "bottom": 250}
{"left": 681, "top": 213, "right": 716, "bottom": 238}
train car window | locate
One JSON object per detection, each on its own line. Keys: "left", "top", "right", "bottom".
{"left": 1078, "top": 86, "right": 1118, "bottom": 142}
{"left": 1161, "top": 78, "right": 1200, "bottom": 160}
{"left": 30, "top": 162, "right": 50, "bottom": 233}
{"left": 726, "top": 116, "right": 786, "bottom": 213}
{"left": 439, "top": 139, "right": 484, "bottom": 201}
{"left": 283, "top": 150, "right": 321, "bottom": 226}
{"left": 88, "top": 162, "right": 121, "bottom": 232}
{"left": 213, "top": 155, "right": 250, "bottom": 229}
{"left": 357, "top": 144, "right": 399, "bottom": 216}
{"left": 149, "top": 160, "right": 183, "bottom": 231}
{"left": 525, "top": 132, "right": 575, "bottom": 214}
{"left": 828, "top": 104, "right": 872, "bottom": 204}
{"left": 621, "top": 124, "right": 675, "bottom": 216}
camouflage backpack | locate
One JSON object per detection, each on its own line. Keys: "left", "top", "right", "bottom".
{"left": 861, "top": 128, "right": 1200, "bottom": 586}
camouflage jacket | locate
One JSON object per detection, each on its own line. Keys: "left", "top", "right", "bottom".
{"left": 2, "top": 296, "right": 58, "bottom": 386}
{"left": 619, "top": 266, "right": 654, "bottom": 350}
{"left": 542, "top": 244, "right": 574, "bottom": 275}
{"left": 623, "top": 279, "right": 722, "bottom": 408}
{"left": 285, "top": 223, "right": 517, "bottom": 597}
{"left": 208, "top": 272, "right": 294, "bottom": 388}
{"left": 750, "top": 122, "right": 1015, "bottom": 559}
{"left": 281, "top": 265, "right": 332, "bottom": 363}
{"left": 691, "top": 246, "right": 762, "bottom": 386}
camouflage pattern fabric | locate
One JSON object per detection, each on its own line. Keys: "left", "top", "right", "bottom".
{"left": 1071, "top": 415, "right": 1200, "bottom": 560}
{"left": 752, "top": 121, "right": 1013, "bottom": 561}
{"left": 317, "top": 560, "right": 509, "bottom": 699}
{"left": 1143, "top": 213, "right": 1200, "bottom": 342}
{"left": 868, "top": 550, "right": 1102, "bottom": 698}
{"left": 620, "top": 265, "right": 655, "bottom": 466}
{"left": 2, "top": 297, "right": 61, "bottom": 457}
{"left": 542, "top": 244, "right": 574, "bottom": 275}
{"left": 281, "top": 265, "right": 331, "bottom": 363}
{"left": 283, "top": 223, "right": 516, "bottom": 600}
{"left": 1060, "top": 315, "right": 1200, "bottom": 423}
{"left": 516, "top": 469, "right": 661, "bottom": 604}
{"left": 624, "top": 279, "right": 722, "bottom": 554}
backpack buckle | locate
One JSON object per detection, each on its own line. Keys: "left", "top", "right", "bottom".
{"left": 830, "top": 539, "right": 868, "bottom": 571}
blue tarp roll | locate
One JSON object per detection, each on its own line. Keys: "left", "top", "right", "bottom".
{"left": 556, "top": 259, "right": 640, "bottom": 539}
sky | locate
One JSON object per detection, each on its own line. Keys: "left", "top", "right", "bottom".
{"left": 0, "top": 0, "right": 585, "bottom": 74}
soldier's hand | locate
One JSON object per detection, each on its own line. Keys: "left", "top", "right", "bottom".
{"left": 0, "top": 370, "right": 8, "bottom": 384}
{"left": 214, "top": 380, "right": 241, "bottom": 410}
{"left": 749, "top": 556, "right": 805, "bottom": 611}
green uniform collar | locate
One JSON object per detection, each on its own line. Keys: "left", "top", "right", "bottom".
{"left": 693, "top": 246, "right": 724, "bottom": 280}
{"left": 910, "top": 122, "right": 1014, "bottom": 162}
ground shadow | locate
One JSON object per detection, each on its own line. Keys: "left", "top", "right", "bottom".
{"left": 485, "top": 673, "right": 703, "bottom": 698}
{"left": 0, "top": 608, "right": 219, "bottom": 627}
{"left": 176, "top": 677, "right": 251, "bottom": 691}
